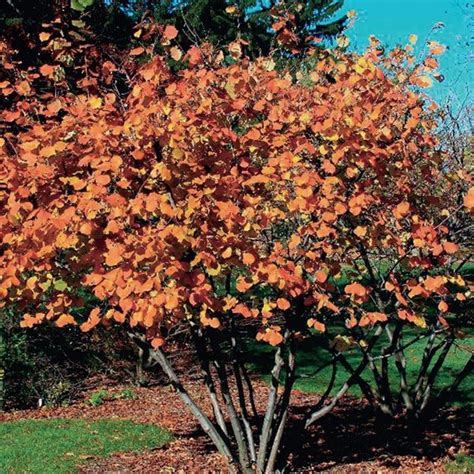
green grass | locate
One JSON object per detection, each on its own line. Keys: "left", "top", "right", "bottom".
{"left": 0, "top": 418, "right": 173, "bottom": 474}
{"left": 445, "top": 454, "right": 474, "bottom": 473}
{"left": 247, "top": 327, "right": 473, "bottom": 406}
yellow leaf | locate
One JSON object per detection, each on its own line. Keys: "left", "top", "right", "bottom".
{"left": 417, "top": 75, "right": 432, "bottom": 88}
{"left": 208, "top": 264, "right": 221, "bottom": 276}
{"left": 337, "top": 36, "right": 350, "bottom": 48}
{"left": 170, "top": 46, "right": 182, "bottom": 61}
{"left": 300, "top": 112, "right": 311, "bottom": 124}
{"left": 40, "top": 146, "right": 56, "bottom": 158}
{"left": 89, "top": 97, "right": 102, "bottom": 109}
{"left": 172, "top": 148, "right": 184, "bottom": 159}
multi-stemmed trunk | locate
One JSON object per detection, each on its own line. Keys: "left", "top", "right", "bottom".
{"left": 339, "top": 321, "right": 473, "bottom": 421}
{"left": 0, "top": 318, "right": 5, "bottom": 411}
{"left": 130, "top": 323, "right": 299, "bottom": 473}
{"left": 129, "top": 310, "right": 471, "bottom": 472}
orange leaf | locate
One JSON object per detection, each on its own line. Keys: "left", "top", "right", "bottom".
{"left": 39, "top": 64, "right": 55, "bottom": 77}
{"left": 428, "top": 41, "right": 446, "bottom": 56}
{"left": 130, "top": 47, "right": 145, "bottom": 56}
{"left": 463, "top": 187, "right": 474, "bottom": 212}
{"left": 438, "top": 301, "right": 448, "bottom": 313}
{"left": 394, "top": 201, "right": 410, "bottom": 219}
{"left": 246, "top": 128, "right": 261, "bottom": 140}
{"left": 438, "top": 316, "right": 449, "bottom": 327}
{"left": 315, "top": 271, "right": 328, "bottom": 283}
{"left": 267, "top": 328, "right": 284, "bottom": 346}
{"left": 344, "top": 282, "right": 367, "bottom": 297}
{"left": 79, "top": 222, "right": 93, "bottom": 235}
{"left": 151, "top": 337, "right": 165, "bottom": 348}
{"left": 222, "top": 247, "right": 232, "bottom": 258}
{"left": 39, "top": 31, "right": 51, "bottom": 42}
{"left": 56, "top": 314, "right": 76, "bottom": 327}
{"left": 308, "top": 318, "right": 326, "bottom": 332}
{"left": 276, "top": 298, "right": 290, "bottom": 310}
{"left": 96, "top": 174, "right": 111, "bottom": 186}
{"left": 366, "top": 312, "right": 388, "bottom": 323}
{"left": 236, "top": 277, "right": 253, "bottom": 293}
{"left": 163, "top": 25, "right": 179, "bottom": 40}
{"left": 105, "top": 245, "right": 123, "bottom": 266}
{"left": 354, "top": 226, "right": 367, "bottom": 237}
{"left": 334, "top": 202, "right": 347, "bottom": 215}
{"left": 232, "top": 303, "right": 253, "bottom": 318}
{"left": 443, "top": 242, "right": 458, "bottom": 254}
{"left": 186, "top": 46, "right": 202, "bottom": 66}
{"left": 242, "top": 252, "right": 255, "bottom": 265}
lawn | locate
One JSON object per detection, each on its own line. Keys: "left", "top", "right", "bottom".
{"left": 246, "top": 262, "right": 473, "bottom": 406}
{"left": 0, "top": 418, "right": 173, "bottom": 474}
{"left": 446, "top": 454, "right": 474, "bottom": 474}
{"left": 247, "top": 327, "right": 473, "bottom": 406}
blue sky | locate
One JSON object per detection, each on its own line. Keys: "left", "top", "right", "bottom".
{"left": 341, "top": 0, "right": 473, "bottom": 108}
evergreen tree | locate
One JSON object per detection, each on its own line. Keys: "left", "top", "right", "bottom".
{"left": 1, "top": 1, "right": 347, "bottom": 56}
{"left": 150, "top": 0, "right": 347, "bottom": 56}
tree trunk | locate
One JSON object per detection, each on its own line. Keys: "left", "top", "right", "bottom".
{"left": 257, "top": 343, "right": 285, "bottom": 472}
{"left": 0, "top": 319, "right": 5, "bottom": 411}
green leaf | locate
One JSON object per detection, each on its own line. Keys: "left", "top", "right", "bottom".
{"left": 53, "top": 280, "right": 68, "bottom": 291}
{"left": 71, "top": 20, "right": 86, "bottom": 28}
{"left": 39, "top": 280, "right": 52, "bottom": 291}
{"left": 71, "top": 0, "right": 94, "bottom": 12}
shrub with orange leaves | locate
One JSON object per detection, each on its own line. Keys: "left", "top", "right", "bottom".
{"left": 1, "top": 22, "right": 472, "bottom": 471}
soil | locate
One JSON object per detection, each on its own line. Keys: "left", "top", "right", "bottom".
{"left": 1, "top": 380, "right": 471, "bottom": 473}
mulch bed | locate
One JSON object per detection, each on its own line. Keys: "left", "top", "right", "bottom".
{"left": 1, "top": 379, "right": 471, "bottom": 473}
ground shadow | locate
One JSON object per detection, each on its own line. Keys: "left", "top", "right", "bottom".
{"left": 282, "top": 397, "right": 472, "bottom": 471}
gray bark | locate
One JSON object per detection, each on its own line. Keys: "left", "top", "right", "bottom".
{"left": 257, "top": 343, "right": 284, "bottom": 472}
{"left": 128, "top": 333, "right": 235, "bottom": 465}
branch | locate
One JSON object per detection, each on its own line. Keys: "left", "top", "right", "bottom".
{"left": 209, "top": 333, "right": 252, "bottom": 472}
{"left": 265, "top": 336, "right": 297, "bottom": 474}
{"left": 228, "top": 322, "right": 257, "bottom": 465}
{"left": 305, "top": 324, "right": 385, "bottom": 428}
{"left": 256, "top": 338, "right": 285, "bottom": 472}
{"left": 188, "top": 321, "right": 229, "bottom": 437}
{"left": 127, "top": 332, "right": 235, "bottom": 464}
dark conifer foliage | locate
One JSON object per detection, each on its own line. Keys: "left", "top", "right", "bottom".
{"left": 1, "top": 0, "right": 347, "bottom": 56}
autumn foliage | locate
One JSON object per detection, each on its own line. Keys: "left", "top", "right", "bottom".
{"left": 1, "top": 17, "right": 472, "bottom": 472}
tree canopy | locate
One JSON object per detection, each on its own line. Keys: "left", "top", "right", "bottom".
{"left": 0, "top": 11, "right": 472, "bottom": 473}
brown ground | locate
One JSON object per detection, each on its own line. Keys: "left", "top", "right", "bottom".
{"left": 1, "top": 380, "right": 471, "bottom": 473}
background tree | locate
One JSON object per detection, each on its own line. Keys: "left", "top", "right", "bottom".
{"left": 149, "top": 0, "right": 347, "bottom": 56}
{"left": 1, "top": 0, "right": 348, "bottom": 57}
